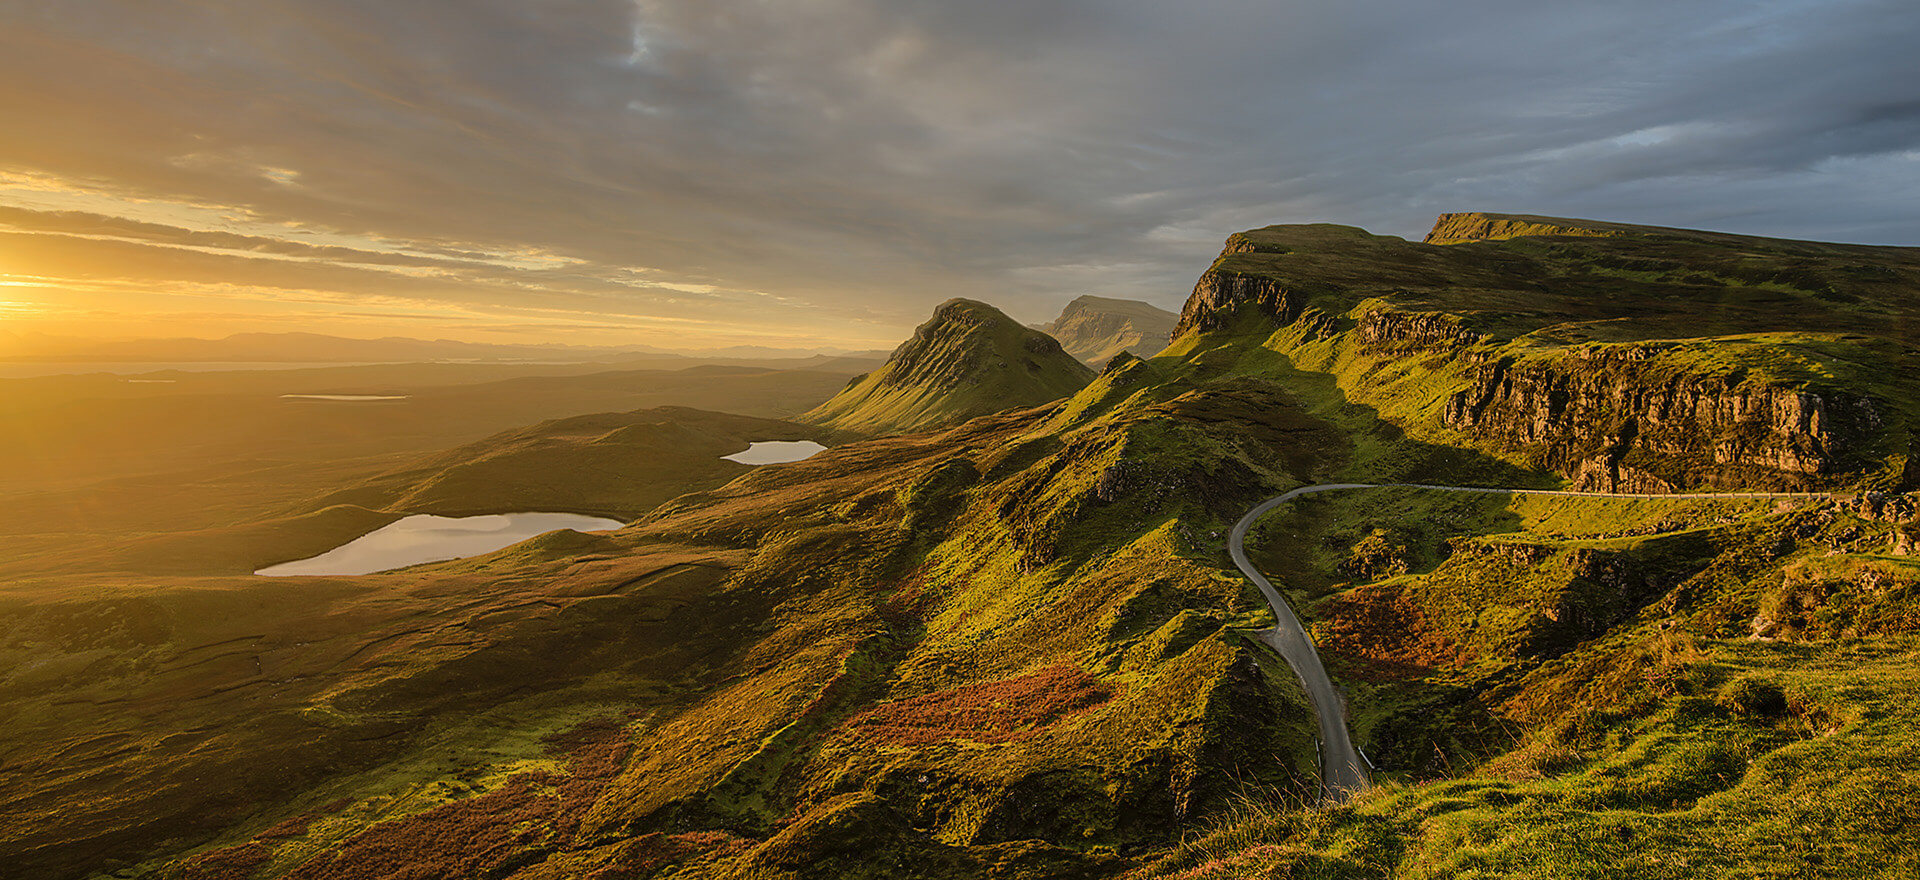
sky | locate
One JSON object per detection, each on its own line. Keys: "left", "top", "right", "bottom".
{"left": 1, "top": 0, "right": 1916, "bottom": 352}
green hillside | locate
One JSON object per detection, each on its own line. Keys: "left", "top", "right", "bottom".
{"left": 6, "top": 215, "right": 1920, "bottom": 879}
{"left": 801, "top": 299, "right": 1096, "bottom": 435}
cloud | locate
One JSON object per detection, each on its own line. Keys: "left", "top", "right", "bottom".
{"left": 1, "top": 0, "right": 1915, "bottom": 344}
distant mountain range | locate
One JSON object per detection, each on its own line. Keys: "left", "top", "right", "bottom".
{"left": 0, "top": 302, "right": 1182, "bottom": 369}
{"left": 0, "top": 330, "right": 882, "bottom": 363}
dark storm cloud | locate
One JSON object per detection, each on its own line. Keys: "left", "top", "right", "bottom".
{"left": 1, "top": 0, "right": 1914, "bottom": 339}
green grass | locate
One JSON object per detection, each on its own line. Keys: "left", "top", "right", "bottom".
{"left": 1138, "top": 478, "right": 1920, "bottom": 879}
{"left": 803, "top": 299, "right": 1095, "bottom": 435}
{"left": 12, "top": 214, "right": 1920, "bottom": 879}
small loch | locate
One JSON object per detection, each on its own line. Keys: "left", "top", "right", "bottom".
{"left": 256, "top": 512, "right": 624, "bottom": 577}
{"left": 722, "top": 440, "right": 828, "bottom": 465}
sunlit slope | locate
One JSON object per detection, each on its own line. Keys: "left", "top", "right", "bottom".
{"left": 802, "top": 299, "right": 1095, "bottom": 435}
{"left": 1166, "top": 214, "right": 1920, "bottom": 493}
{"left": 8, "top": 214, "right": 1920, "bottom": 880}
{"left": 1138, "top": 488, "right": 1920, "bottom": 879}
{"left": 6, "top": 384, "right": 1343, "bottom": 879}
{"left": 0, "top": 540, "right": 751, "bottom": 880}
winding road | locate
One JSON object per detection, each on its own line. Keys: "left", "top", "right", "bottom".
{"left": 1229, "top": 482, "right": 1841, "bottom": 802}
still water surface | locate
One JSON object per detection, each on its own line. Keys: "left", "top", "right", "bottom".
{"left": 722, "top": 440, "right": 827, "bottom": 464}
{"left": 256, "top": 512, "right": 624, "bottom": 576}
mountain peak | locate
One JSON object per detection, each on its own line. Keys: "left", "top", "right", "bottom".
{"left": 802, "top": 299, "right": 1094, "bottom": 435}
{"left": 1039, "top": 296, "right": 1178, "bottom": 364}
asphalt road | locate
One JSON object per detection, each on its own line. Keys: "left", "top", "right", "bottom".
{"left": 1228, "top": 482, "right": 1841, "bottom": 802}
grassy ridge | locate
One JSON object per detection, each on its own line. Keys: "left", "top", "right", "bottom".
{"left": 804, "top": 299, "right": 1096, "bottom": 436}
{"left": 9, "top": 214, "right": 1920, "bottom": 878}
{"left": 1134, "top": 485, "right": 1920, "bottom": 878}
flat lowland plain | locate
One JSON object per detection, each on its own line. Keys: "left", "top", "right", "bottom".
{"left": 0, "top": 359, "right": 869, "bottom": 576}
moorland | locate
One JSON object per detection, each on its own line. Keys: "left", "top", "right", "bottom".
{"left": 4, "top": 213, "right": 1919, "bottom": 879}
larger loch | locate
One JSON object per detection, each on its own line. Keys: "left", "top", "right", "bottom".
{"left": 256, "top": 512, "right": 624, "bottom": 576}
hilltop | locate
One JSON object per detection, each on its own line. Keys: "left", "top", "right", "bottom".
{"left": 1176, "top": 213, "right": 1920, "bottom": 493}
{"left": 1036, "top": 296, "right": 1180, "bottom": 365}
{"left": 5, "top": 214, "right": 1920, "bottom": 879}
{"left": 801, "top": 298, "right": 1095, "bottom": 435}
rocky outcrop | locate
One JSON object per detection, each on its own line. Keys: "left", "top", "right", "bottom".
{"left": 1354, "top": 308, "right": 1487, "bottom": 353}
{"left": 1171, "top": 270, "right": 1307, "bottom": 339}
{"left": 1517, "top": 547, "right": 1659, "bottom": 658}
{"left": 1444, "top": 347, "right": 1883, "bottom": 491}
{"left": 1168, "top": 216, "right": 1918, "bottom": 492}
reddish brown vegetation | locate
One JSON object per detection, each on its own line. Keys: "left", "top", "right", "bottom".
{"left": 255, "top": 812, "right": 319, "bottom": 840}
{"left": 1315, "top": 584, "right": 1464, "bottom": 682}
{"left": 542, "top": 716, "right": 632, "bottom": 779}
{"left": 175, "top": 841, "right": 273, "bottom": 880}
{"left": 283, "top": 775, "right": 560, "bottom": 880}
{"left": 273, "top": 715, "right": 636, "bottom": 880}
{"left": 175, "top": 796, "right": 356, "bottom": 879}
{"left": 584, "top": 830, "right": 755, "bottom": 879}
{"left": 836, "top": 665, "right": 1112, "bottom": 746}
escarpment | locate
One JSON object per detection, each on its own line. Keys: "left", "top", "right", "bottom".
{"left": 1443, "top": 348, "right": 1884, "bottom": 492}
{"left": 1423, "top": 212, "right": 1637, "bottom": 245}
{"left": 1172, "top": 270, "right": 1308, "bottom": 338}
{"left": 1352, "top": 307, "right": 1487, "bottom": 353}
{"left": 1170, "top": 214, "right": 1920, "bottom": 492}
{"left": 28, "top": 211, "right": 1920, "bottom": 880}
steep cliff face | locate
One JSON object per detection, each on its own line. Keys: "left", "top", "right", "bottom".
{"left": 1168, "top": 214, "right": 1920, "bottom": 492}
{"left": 802, "top": 299, "right": 1095, "bottom": 435}
{"left": 1352, "top": 307, "right": 1486, "bottom": 353}
{"left": 23, "top": 213, "right": 1920, "bottom": 880}
{"left": 1038, "top": 295, "right": 1180, "bottom": 364}
{"left": 1443, "top": 347, "right": 1884, "bottom": 491}
{"left": 1171, "top": 270, "right": 1307, "bottom": 340}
